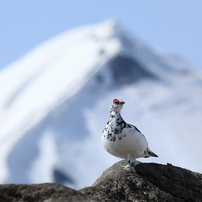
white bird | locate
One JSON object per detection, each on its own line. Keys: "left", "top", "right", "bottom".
{"left": 102, "top": 99, "right": 158, "bottom": 171}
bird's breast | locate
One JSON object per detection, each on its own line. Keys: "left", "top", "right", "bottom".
{"left": 102, "top": 126, "right": 148, "bottom": 159}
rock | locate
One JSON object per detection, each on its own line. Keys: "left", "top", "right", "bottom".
{"left": 0, "top": 161, "right": 201, "bottom": 202}
{"left": 0, "top": 183, "right": 95, "bottom": 202}
{"left": 80, "top": 160, "right": 202, "bottom": 202}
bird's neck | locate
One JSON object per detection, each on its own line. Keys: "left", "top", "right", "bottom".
{"left": 109, "top": 111, "right": 123, "bottom": 122}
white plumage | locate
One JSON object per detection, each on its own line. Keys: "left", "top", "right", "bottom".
{"left": 102, "top": 99, "right": 158, "bottom": 170}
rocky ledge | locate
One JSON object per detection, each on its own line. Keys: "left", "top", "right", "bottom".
{"left": 0, "top": 160, "right": 201, "bottom": 202}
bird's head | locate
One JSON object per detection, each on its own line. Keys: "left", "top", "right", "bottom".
{"left": 110, "top": 99, "right": 125, "bottom": 113}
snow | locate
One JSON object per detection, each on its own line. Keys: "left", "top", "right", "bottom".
{"left": 28, "top": 130, "right": 58, "bottom": 183}
{"left": 0, "top": 19, "right": 202, "bottom": 189}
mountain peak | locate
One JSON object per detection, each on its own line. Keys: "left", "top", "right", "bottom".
{"left": 90, "top": 18, "right": 123, "bottom": 40}
{"left": 100, "top": 18, "right": 120, "bottom": 30}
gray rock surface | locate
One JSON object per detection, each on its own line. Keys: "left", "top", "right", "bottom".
{"left": 0, "top": 183, "right": 95, "bottom": 202}
{"left": 80, "top": 160, "right": 202, "bottom": 202}
{"left": 0, "top": 161, "right": 201, "bottom": 202}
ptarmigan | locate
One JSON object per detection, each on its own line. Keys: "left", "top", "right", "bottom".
{"left": 102, "top": 99, "right": 158, "bottom": 171}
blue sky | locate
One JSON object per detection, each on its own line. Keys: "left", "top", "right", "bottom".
{"left": 1, "top": 1, "right": 202, "bottom": 70}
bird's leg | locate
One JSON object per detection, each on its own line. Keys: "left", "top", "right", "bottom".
{"left": 123, "top": 160, "right": 136, "bottom": 172}
{"left": 130, "top": 161, "right": 135, "bottom": 167}
{"left": 122, "top": 160, "right": 130, "bottom": 169}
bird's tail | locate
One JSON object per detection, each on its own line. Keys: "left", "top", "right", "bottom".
{"left": 145, "top": 147, "right": 158, "bottom": 158}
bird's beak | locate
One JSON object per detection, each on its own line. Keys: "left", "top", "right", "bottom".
{"left": 119, "top": 100, "right": 125, "bottom": 104}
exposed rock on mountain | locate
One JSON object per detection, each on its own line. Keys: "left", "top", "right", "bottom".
{"left": 109, "top": 55, "right": 155, "bottom": 85}
{"left": 0, "top": 161, "right": 201, "bottom": 202}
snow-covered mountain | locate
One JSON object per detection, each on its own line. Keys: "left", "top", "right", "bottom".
{"left": 0, "top": 19, "right": 202, "bottom": 189}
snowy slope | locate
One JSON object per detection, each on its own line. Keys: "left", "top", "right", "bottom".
{"left": 0, "top": 19, "right": 202, "bottom": 189}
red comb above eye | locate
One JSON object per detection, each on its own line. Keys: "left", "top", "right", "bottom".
{"left": 113, "top": 99, "right": 119, "bottom": 103}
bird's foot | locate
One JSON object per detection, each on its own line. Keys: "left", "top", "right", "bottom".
{"left": 122, "top": 162, "right": 136, "bottom": 172}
